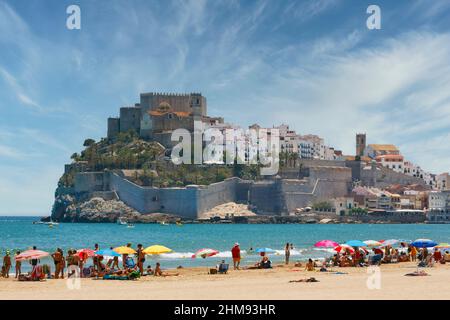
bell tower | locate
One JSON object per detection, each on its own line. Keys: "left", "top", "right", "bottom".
{"left": 356, "top": 133, "right": 366, "bottom": 157}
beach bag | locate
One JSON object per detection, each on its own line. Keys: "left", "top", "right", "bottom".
{"left": 126, "top": 257, "right": 136, "bottom": 268}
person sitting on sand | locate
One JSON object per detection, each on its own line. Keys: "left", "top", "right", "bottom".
{"left": 305, "top": 259, "right": 315, "bottom": 271}
{"left": 154, "top": 262, "right": 179, "bottom": 277}
{"left": 145, "top": 265, "right": 153, "bottom": 276}
{"left": 444, "top": 251, "right": 450, "bottom": 263}
{"left": 260, "top": 256, "right": 272, "bottom": 269}
{"left": 433, "top": 248, "right": 442, "bottom": 264}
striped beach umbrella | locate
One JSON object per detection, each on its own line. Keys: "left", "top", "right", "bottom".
{"left": 334, "top": 244, "right": 355, "bottom": 253}
{"left": 363, "top": 240, "right": 382, "bottom": 247}
{"left": 15, "top": 249, "right": 49, "bottom": 261}
{"left": 191, "top": 248, "right": 219, "bottom": 259}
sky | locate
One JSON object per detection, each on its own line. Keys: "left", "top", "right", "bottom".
{"left": 1, "top": 0, "right": 450, "bottom": 215}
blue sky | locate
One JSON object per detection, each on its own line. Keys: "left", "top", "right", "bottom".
{"left": 1, "top": 0, "right": 450, "bottom": 215}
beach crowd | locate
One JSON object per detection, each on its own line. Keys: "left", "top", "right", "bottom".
{"left": 1, "top": 240, "right": 449, "bottom": 281}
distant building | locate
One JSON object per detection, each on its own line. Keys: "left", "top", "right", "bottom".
{"left": 375, "top": 154, "right": 404, "bottom": 173}
{"left": 365, "top": 144, "right": 400, "bottom": 158}
{"left": 436, "top": 173, "right": 450, "bottom": 191}
{"left": 427, "top": 190, "right": 450, "bottom": 223}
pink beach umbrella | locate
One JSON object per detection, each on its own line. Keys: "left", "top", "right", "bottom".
{"left": 314, "top": 240, "right": 339, "bottom": 248}
{"left": 191, "top": 248, "right": 219, "bottom": 259}
{"left": 15, "top": 249, "right": 50, "bottom": 261}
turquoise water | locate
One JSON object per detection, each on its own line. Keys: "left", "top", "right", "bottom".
{"left": 1, "top": 216, "right": 449, "bottom": 271}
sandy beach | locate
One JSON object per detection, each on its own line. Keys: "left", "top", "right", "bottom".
{"left": 1, "top": 262, "right": 449, "bottom": 300}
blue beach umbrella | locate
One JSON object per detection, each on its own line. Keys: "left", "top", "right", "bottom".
{"left": 345, "top": 240, "right": 366, "bottom": 247}
{"left": 411, "top": 239, "right": 438, "bottom": 248}
{"left": 256, "top": 248, "right": 276, "bottom": 254}
{"left": 95, "top": 249, "right": 121, "bottom": 257}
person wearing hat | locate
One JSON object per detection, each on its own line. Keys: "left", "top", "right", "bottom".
{"left": 2, "top": 250, "right": 11, "bottom": 278}
{"left": 231, "top": 243, "right": 241, "bottom": 270}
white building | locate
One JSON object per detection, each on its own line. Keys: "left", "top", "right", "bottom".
{"left": 375, "top": 154, "right": 404, "bottom": 173}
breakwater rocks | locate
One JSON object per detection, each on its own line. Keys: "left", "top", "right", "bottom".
{"left": 49, "top": 196, "right": 180, "bottom": 223}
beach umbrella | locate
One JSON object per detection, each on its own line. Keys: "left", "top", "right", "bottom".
{"left": 143, "top": 245, "right": 172, "bottom": 255}
{"left": 345, "top": 240, "right": 366, "bottom": 247}
{"left": 334, "top": 244, "right": 355, "bottom": 253}
{"left": 314, "top": 240, "right": 339, "bottom": 248}
{"left": 15, "top": 249, "right": 49, "bottom": 261}
{"left": 255, "top": 248, "right": 276, "bottom": 254}
{"left": 411, "top": 239, "right": 438, "bottom": 248}
{"left": 191, "top": 248, "right": 219, "bottom": 259}
{"left": 95, "top": 249, "right": 121, "bottom": 257}
{"left": 435, "top": 243, "right": 450, "bottom": 249}
{"left": 380, "top": 239, "right": 399, "bottom": 247}
{"left": 76, "top": 248, "right": 95, "bottom": 258}
{"left": 363, "top": 240, "right": 382, "bottom": 248}
{"left": 113, "top": 246, "right": 137, "bottom": 255}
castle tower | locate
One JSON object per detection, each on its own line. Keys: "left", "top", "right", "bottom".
{"left": 356, "top": 133, "right": 366, "bottom": 157}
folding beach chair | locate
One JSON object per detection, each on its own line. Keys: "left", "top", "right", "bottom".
{"left": 218, "top": 263, "right": 229, "bottom": 274}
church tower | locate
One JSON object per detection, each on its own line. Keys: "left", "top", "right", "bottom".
{"left": 356, "top": 133, "right": 366, "bottom": 157}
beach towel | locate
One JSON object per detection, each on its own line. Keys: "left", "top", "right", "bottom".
{"left": 405, "top": 271, "right": 429, "bottom": 277}
{"left": 289, "top": 277, "right": 319, "bottom": 283}
{"left": 103, "top": 274, "right": 129, "bottom": 280}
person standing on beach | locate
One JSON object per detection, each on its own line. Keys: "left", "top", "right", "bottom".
{"left": 51, "top": 248, "right": 63, "bottom": 279}
{"left": 137, "top": 244, "right": 145, "bottom": 275}
{"left": 410, "top": 245, "right": 417, "bottom": 262}
{"left": 15, "top": 251, "right": 21, "bottom": 278}
{"left": 231, "top": 243, "right": 241, "bottom": 270}
{"left": 285, "top": 243, "right": 290, "bottom": 265}
{"left": 93, "top": 244, "right": 99, "bottom": 271}
{"left": 2, "top": 251, "right": 11, "bottom": 278}
{"left": 30, "top": 246, "right": 39, "bottom": 272}
{"left": 59, "top": 249, "right": 65, "bottom": 279}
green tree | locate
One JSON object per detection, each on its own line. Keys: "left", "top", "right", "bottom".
{"left": 83, "top": 138, "right": 96, "bottom": 147}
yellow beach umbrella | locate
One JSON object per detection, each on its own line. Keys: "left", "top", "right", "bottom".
{"left": 113, "top": 246, "right": 137, "bottom": 255}
{"left": 143, "top": 245, "right": 172, "bottom": 255}
{"left": 435, "top": 243, "right": 450, "bottom": 249}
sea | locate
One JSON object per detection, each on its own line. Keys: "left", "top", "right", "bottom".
{"left": 1, "top": 216, "right": 449, "bottom": 272}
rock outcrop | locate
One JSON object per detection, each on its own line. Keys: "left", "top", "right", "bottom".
{"left": 51, "top": 195, "right": 181, "bottom": 223}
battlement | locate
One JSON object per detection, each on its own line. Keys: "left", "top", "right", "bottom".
{"left": 140, "top": 92, "right": 203, "bottom": 97}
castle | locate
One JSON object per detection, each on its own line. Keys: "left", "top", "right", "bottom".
{"left": 107, "top": 92, "right": 224, "bottom": 147}
{"left": 52, "top": 92, "right": 433, "bottom": 222}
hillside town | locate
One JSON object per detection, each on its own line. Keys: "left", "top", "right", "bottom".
{"left": 53, "top": 92, "right": 450, "bottom": 224}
